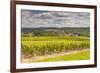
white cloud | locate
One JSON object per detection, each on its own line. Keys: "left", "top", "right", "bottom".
{"left": 21, "top": 10, "right": 90, "bottom": 28}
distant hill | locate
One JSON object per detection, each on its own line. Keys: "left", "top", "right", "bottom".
{"left": 21, "top": 27, "right": 90, "bottom": 37}
{"left": 22, "top": 27, "right": 90, "bottom": 33}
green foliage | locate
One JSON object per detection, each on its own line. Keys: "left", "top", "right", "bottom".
{"left": 22, "top": 36, "right": 90, "bottom": 56}
{"left": 22, "top": 27, "right": 90, "bottom": 37}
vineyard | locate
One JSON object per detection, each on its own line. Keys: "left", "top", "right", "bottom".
{"left": 21, "top": 36, "right": 90, "bottom": 59}
{"left": 21, "top": 9, "right": 91, "bottom": 63}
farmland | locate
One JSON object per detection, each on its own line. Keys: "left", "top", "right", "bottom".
{"left": 21, "top": 27, "right": 90, "bottom": 63}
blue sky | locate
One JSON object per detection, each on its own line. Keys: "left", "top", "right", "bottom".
{"left": 21, "top": 9, "right": 90, "bottom": 28}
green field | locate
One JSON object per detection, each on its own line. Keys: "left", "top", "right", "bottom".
{"left": 33, "top": 49, "right": 90, "bottom": 62}
{"left": 21, "top": 36, "right": 90, "bottom": 62}
{"left": 21, "top": 26, "right": 90, "bottom": 63}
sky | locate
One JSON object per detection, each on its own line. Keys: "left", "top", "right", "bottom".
{"left": 21, "top": 9, "right": 90, "bottom": 28}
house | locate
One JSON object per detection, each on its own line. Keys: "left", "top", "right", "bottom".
{"left": 72, "top": 33, "right": 80, "bottom": 37}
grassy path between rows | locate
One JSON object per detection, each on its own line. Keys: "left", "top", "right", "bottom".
{"left": 22, "top": 49, "right": 90, "bottom": 63}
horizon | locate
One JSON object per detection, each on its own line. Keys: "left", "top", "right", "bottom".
{"left": 22, "top": 26, "right": 90, "bottom": 28}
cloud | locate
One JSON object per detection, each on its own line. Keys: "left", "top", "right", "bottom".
{"left": 21, "top": 10, "right": 90, "bottom": 28}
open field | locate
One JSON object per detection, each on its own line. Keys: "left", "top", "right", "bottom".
{"left": 21, "top": 36, "right": 90, "bottom": 63}
{"left": 22, "top": 36, "right": 90, "bottom": 56}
